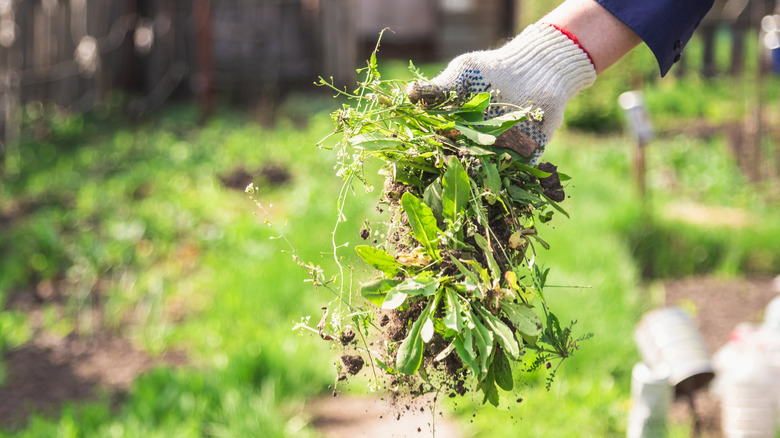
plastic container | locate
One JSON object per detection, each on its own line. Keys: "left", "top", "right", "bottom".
{"left": 634, "top": 307, "right": 714, "bottom": 394}
{"left": 711, "top": 323, "right": 759, "bottom": 399}
{"left": 760, "top": 299, "right": 780, "bottom": 423}
{"left": 713, "top": 310, "right": 780, "bottom": 438}
{"left": 718, "top": 343, "right": 775, "bottom": 438}
{"left": 627, "top": 362, "right": 672, "bottom": 438}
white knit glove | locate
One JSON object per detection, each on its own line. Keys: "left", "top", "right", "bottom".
{"left": 411, "top": 23, "right": 597, "bottom": 163}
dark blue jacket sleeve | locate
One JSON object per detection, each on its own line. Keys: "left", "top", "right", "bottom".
{"left": 595, "top": 0, "right": 715, "bottom": 76}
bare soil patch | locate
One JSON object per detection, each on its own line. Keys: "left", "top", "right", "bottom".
{"left": 308, "top": 395, "right": 464, "bottom": 438}
{"left": 218, "top": 162, "right": 291, "bottom": 191}
{"left": 0, "top": 332, "right": 185, "bottom": 430}
{"left": 0, "top": 286, "right": 186, "bottom": 430}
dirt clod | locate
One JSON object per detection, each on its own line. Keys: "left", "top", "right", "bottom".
{"left": 538, "top": 162, "right": 565, "bottom": 202}
{"left": 405, "top": 82, "right": 446, "bottom": 107}
{"left": 340, "top": 355, "right": 364, "bottom": 375}
{"left": 339, "top": 329, "right": 356, "bottom": 345}
{"left": 494, "top": 127, "right": 539, "bottom": 158}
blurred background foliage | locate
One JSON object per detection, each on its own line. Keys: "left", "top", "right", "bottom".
{"left": 0, "top": 0, "right": 779, "bottom": 437}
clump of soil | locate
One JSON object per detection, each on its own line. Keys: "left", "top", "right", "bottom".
{"left": 340, "top": 355, "right": 365, "bottom": 376}
{"left": 340, "top": 328, "right": 356, "bottom": 346}
{"left": 382, "top": 300, "right": 427, "bottom": 343}
{"left": 537, "top": 162, "right": 565, "bottom": 202}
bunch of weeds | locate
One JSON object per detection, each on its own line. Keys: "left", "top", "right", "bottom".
{"left": 298, "top": 41, "right": 591, "bottom": 406}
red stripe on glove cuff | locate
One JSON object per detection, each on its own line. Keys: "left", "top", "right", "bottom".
{"left": 544, "top": 23, "right": 596, "bottom": 68}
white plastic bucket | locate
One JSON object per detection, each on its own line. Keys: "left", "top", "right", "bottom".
{"left": 634, "top": 307, "right": 714, "bottom": 394}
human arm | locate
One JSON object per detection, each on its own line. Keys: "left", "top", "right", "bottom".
{"left": 410, "top": 0, "right": 715, "bottom": 162}
{"left": 594, "top": 0, "right": 715, "bottom": 76}
{"left": 541, "top": 0, "right": 641, "bottom": 75}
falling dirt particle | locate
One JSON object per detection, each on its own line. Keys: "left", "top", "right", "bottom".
{"left": 516, "top": 398, "right": 523, "bottom": 403}
{"left": 338, "top": 374, "right": 347, "bottom": 381}
{"left": 417, "top": 427, "right": 422, "bottom": 433}
{"left": 340, "top": 355, "right": 364, "bottom": 375}
{"left": 332, "top": 391, "right": 338, "bottom": 397}
{"left": 339, "top": 329, "right": 356, "bottom": 345}
{"left": 360, "top": 228, "right": 370, "bottom": 240}
{"left": 538, "top": 162, "right": 565, "bottom": 202}
{"left": 420, "top": 407, "right": 425, "bottom": 412}
{"left": 380, "top": 314, "right": 390, "bottom": 327}
{"left": 396, "top": 413, "right": 401, "bottom": 421}
{"left": 545, "top": 362, "right": 551, "bottom": 369}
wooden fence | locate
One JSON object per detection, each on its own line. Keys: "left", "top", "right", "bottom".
{"left": 0, "top": 0, "right": 777, "bottom": 185}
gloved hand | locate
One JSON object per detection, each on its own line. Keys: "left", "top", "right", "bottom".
{"left": 409, "top": 23, "right": 597, "bottom": 163}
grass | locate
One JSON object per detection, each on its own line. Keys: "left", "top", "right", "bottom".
{"left": 1, "top": 30, "right": 779, "bottom": 437}
{"left": 0, "top": 102, "right": 346, "bottom": 437}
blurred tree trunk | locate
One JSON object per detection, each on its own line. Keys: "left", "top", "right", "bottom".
{"left": 730, "top": 25, "right": 746, "bottom": 76}
{"left": 117, "top": 0, "right": 139, "bottom": 92}
{"left": 701, "top": 24, "right": 717, "bottom": 78}
{"left": 193, "top": 0, "right": 215, "bottom": 121}
{"left": 500, "top": 0, "right": 517, "bottom": 36}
